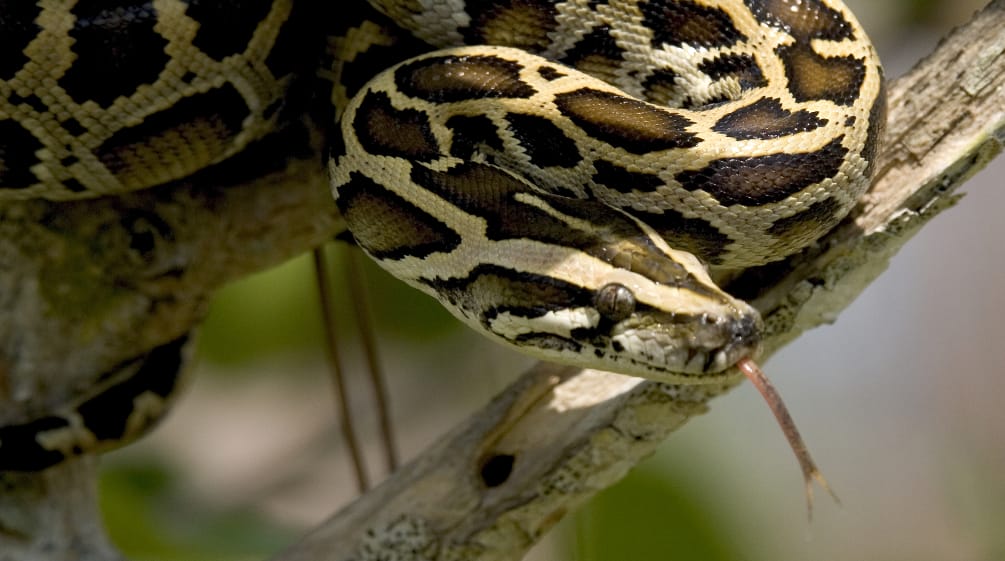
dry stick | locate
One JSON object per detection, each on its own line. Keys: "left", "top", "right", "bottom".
{"left": 345, "top": 248, "right": 400, "bottom": 473}
{"left": 312, "top": 247, "right": 370, "bottom": 493}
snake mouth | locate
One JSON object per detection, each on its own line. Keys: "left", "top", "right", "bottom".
{"left": 609, "top": 309, "right": 763, "bottom": 377}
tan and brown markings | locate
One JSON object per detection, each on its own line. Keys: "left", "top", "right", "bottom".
{"left": 1, "top": 0, "right": 883, "bottom": 488}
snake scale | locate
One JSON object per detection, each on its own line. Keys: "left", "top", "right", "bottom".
{"left": 0, "top": 0, "right": 884, "bottom": 471}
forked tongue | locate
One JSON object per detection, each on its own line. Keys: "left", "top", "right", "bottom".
{"left": 737, "top": 357, "right": 841, "bottom": 519}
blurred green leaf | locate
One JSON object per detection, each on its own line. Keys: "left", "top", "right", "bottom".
{"left": 572, "top": 463, "right": 742, "bottom": 561}
{"left": 101, "top": 463, "right": 293, "bottom": 561}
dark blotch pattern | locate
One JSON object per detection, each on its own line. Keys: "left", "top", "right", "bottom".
{"left": 353, "top": 91, "right": 440, "bottom": 161}
{"left": 592, "top": 160, "right": 664, "bottom": 193}
{"left": 0, "top": 335, "right": 188, "bottom": 471}
{"left": 411, "top": 162, "right": 644, "bottom": 254}
{"left": 745, "top": 0, "right": 855, "bottom": 41}
{"left": 676, "top": 136, "right": 848, "bottom": 206}
{"left": 698, "top": 53, "right": 767, "bottom": 91}
{"left": 447, "top": 114, "right": 505, "bottom": 160}
{"left": 505, "top": 112, "right": 582, "bottom": 168}
{"left": 561, "top": 26, "right": 626, "bottom": 71}
{"left": 460, "top": 0, "right": 559, "bottom": 51}
{"left": 0, "top": 1, "right": 42, "bottom": 79}
{"left": 714, "top": 97, "right": 827, "bottom": 140}
{"left": 0, "top": 417, "right": 72, "bottom": 471}
{"left": 184, "top": 0, "right": 272, "bottom": 61}
{"left": 0, "top": 119, "right": 44, "bottom": 189}
{"left": 395, "top": 55, "right": 535, "bottom": 103}
{"left": 78, "top": 335, "right": 187, "bottom": 442}
{"left": 538, "top": 66, "right": 565, "bottom": 81}
{"left": 409, "top": 162, "right": 705, "bottom": 292}
{"left": 632, "top": 208, "right": 732, "bottom": 265}
{"left": 554, "top": 89, "right": 700, "bottom": 154}
{"left": 641, "top": 0, "right": 745, "bottom": 48}
{"left": 61, "top": 1, "right": 169, "bottom": 107}
{"left": 777, "top": 44, "right": 865, "bottom": 105}
{"left": 861, "top": 80, "right": 886, "bottom": 178}
{"left": 423, "top": 264, "right": 593, "bottom": 331}
{"left": 640, "top": 68, "right": 681, "bottom": 104}
{"left": 767, "top": 196, "right": 844, "bottom": 239}
{"left": 96, "top": 84, "right": 248, "bottom": 181}
{"left": 336, "top": 171, "right": 462, "bottom": 260}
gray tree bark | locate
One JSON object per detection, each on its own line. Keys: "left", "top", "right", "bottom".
{"left": 2, "top": 2, "right": 1004, "bottom": 560}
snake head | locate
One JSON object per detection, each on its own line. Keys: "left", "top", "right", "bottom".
{"left": 400, "top": 186, "right": 764, "bottom": 382}
{"left": 464, "top": 252, "right": 764, "bottom": 381}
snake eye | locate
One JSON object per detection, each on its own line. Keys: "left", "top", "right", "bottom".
{"left": 595, "top": 283, "right": 636, "bottom": 322}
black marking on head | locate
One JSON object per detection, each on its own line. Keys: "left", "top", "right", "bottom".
{"left": 744, "top": 0, "right": 855, "bottom": 41}
{"left": 61, "top": 2, "right": 168, "bottom": 107}
{"left": 538, "top": 66, "right": 565, "bottom": 81}
{"left": 714, "top": 97, "right": 827, "bottom": 140}
{"left": 515, "top": 333, "right": 584, "bottom": 353}
{"left": 505, "top": 112, "right": 582, "bottom": 168}
{"left": 640, "top": 0, "right": 745, "bottom": 48}
{"left": 336, "top": 171, "right": 462, "bottom": 260}
{"left": 777, "top": 44, "right": 865, "bottom": 106}
{"left": 631, "top": 208, "right": 732, "bottom": 265}
{"left": 353, "top": 91, "right": 440, "bottom": 161}
{"left": 95, "top": 85, "right": 249, "bottom": 187}
{"left": 676, "top": 136, "right": 848, "bottom": 207}
{"left": 185, "top": 0, "right": 272, "bottom": 60}
{"left": 0, "top": 120, "right": 44, "bottom": 189}
{"left": 698, "top": 53, "right": 767, "bottom": 91}
{"left": 423, "top": 264, "right": 593, "bottom": 330}
{"left": 447, "top": 115, "right": 505, "bottom": 160}
{"left": 592, "top": 160, "right": 664, "bottom": 193}
{"left": 0, "top": 2, "right": 41, "bottom": 79}
{"left": 766, "top": 196, "right": 845, "bottom": 241}
{"left": 554, "top": 89, "right": 700, "bottom": 154}
{"left": 395, "top": 54, "right": 535, "bottom": 103}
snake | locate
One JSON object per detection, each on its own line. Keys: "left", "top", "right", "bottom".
{"left": 0, "top": 0, "right": 884, "bottom": 471}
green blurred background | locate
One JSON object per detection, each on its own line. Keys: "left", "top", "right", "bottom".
{"left": 100, "top": 1, "right": 1005, "bottom": 560}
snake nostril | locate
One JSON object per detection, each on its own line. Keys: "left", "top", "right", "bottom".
{"left": 731, "top": 314, "right": 761, "bottom": 345}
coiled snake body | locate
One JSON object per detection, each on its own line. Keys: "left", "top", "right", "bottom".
{"left": 0, "top": 0, "right": 883, "bottom": 470}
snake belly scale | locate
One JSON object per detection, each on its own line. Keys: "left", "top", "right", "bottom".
{"left": 0, "top": 0, "right": 884, "bottom": 470}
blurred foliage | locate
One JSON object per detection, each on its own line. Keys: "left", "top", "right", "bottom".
{"left": 569, "top": 464, "right": 741, "bottom": 561}
{"left": 198, "top": 245, "right": 459, "bottom": 367}
{"left": 101, "top": 463, "right": 294, "bottom": 561}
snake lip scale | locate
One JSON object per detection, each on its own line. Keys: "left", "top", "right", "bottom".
{"left": 0, "top": 0, "right": 884, "bottom": 473}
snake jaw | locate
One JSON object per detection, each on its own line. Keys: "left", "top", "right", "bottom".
{"left": 606, "top": 303, "right": 763, "bottom": 378}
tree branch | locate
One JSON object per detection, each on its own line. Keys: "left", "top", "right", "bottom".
{"left": 1, "top": 2, "right": 1003, "bottom": 560}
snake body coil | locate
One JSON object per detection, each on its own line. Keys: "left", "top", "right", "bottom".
{"left": 0, "top": 0, "right": 883, "bottom": 470}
